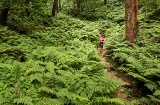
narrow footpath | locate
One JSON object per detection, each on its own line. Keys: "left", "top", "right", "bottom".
{"left": 98, "top": 43, "right": 137, "bottom": 104}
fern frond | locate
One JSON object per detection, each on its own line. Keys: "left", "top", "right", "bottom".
{"left": 145, "top": 82, "right": 158, "bottom": 92}
{"left": 29, "top": 73, "right": 43, "bottom": 83}
{"left": 35, "top": 98, "right": 66, "bottom": 105}
{"left": 113, "top": 52, "right": 129, "bottom": 62}
{"left": 128, "top": 72, "right": 150, "bottom": 83}
{"left": 148, "top": 95, "right": 160, "bottom": 103}
{"left": 153, "top": 90, "right": 160, "bottom": 96}
{"left": 106, "top": 98, "right": 125, "bottom": 105}
{"left": 144, "top": 68, "right": 160, "bottom": 77}
{"left": 14, "top": 96, "right": 33, "bottom": 105}
{"left": 39, "top": 86, "right": 55, "bottom": 94}
{"left": 126, "top": 57, "right": 143, "bottom": 72}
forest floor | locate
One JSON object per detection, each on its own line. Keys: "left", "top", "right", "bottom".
{"left": 98, "top": 43, "right": 138, "bottom": 104}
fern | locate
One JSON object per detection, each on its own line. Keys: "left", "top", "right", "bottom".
{"left": 0, "top": 6, "right": 130, "bottom": 104}
{"left": 144, "top": 68, "right": 160, "bottom": 77}
{"left": 14, "top": 96, "right": 33, "bottom": 105}
{"left": 106, "top": 98, "right": 125, "bottom": 105}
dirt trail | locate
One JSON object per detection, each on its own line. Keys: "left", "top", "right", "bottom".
{"left": 98, "top": 44, "right": 135, "bottom": 103}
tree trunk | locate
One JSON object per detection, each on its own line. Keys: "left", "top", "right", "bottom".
{"left": 0, "top": 8, "right": 9, "bottom": 26}
{"left": 134, "top": 0, "right": 138, "bottom": 37}
{"left": 125, "top": 0, "right": 138, "bottom": 44}
{"left": 0, "top": 0, "right": 10, "bottom": 26}
{"left": 104, "top": 0, "right": 107, "bottom": 5}
{"left": 52, "top": 0, "right": 58, "bottom": 17}
{"left": 25, "top": 0, "right": 30, "bottom": 16}
{"left": 76, "top": 0, "right": 81, "bottom": 17}
{"left": 58, "top": 0, "right": 61, "bottom": 10}
{"left": 73, "top": 0, "right": 77, "bottom": 16}
{"left": 56, "top": 0, "right": 58, "bottom": 11}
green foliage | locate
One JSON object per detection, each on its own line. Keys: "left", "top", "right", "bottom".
{"left": 105, "top": 14, "right": 160, "bottom": 104}
{"left": 0, "top": 0, "right": 52, "bottom": 33}
{"left": 62, "top": 0, "right": 125, "bottom": 21}
{"left": 107, "top": 40, "right": 160, "bottom": 104}
{"left": 1, "top": 0, "right": 159, "bottom": 104}
{"left": 0, "top": 50, "right": 123, "bottom": 104}
{"left": 0, "top": 12, "right": 124, "bottom": 104}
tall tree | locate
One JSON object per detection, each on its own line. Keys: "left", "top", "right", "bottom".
{"left": 104, "top": 0, "right": 107, "bottom": 5}
{"left": 0, "top": 0, "right": 10, "bottom": 26}
{"left": 76, "top": 0, "right": 81, "bottom": 17}
{"left": 73, "top": 0, "right": 77, "bottom": 16}
{"left": 125, "top": 0, "right": 138, "bottom": 44}
{"left": 58, "top": 0, "right": 61, "bottom": 10}
{"left": 52, "top": 0, "right": 58, "bottom": 17}
{"left": 134, "top": 0, "right": 138, "bottom": 37}
{"left": 73, "top": 0, "right": 84, "bottom": 17}
{"left": 24, "top": 0, "right": 30, "bottom": 16}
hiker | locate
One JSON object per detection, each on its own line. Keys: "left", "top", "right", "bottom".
{"left": 99, "top": 35, "right": 105, "bottom": 49}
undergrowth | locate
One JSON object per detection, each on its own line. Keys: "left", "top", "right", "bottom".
{"left": 105, "top": 9, "right": 160, "bottom": 105}
{"left": 0, "top": 13, "right": 124, "bottom": 105}
{"left": 1, "top": 0, "right": 159, "bottom": 104}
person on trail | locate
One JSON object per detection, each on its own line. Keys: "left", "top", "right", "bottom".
{"left": 99, "top": 35, "right": 105, "bottom": 49}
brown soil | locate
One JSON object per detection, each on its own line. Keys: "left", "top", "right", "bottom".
{"left": 98, "top": 44, "right": 137, "bottom": 104}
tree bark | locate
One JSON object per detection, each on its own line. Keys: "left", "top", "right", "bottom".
{"left": 73, "top": 0, "right": 77, "bottom": 16}
{"left": 76, "top": 0, "right": 81, "bottom": 17}
{"left": 0, "top": 8, "right": 9, "bottom": 26}
{"left": 25, "top": 0, "right": 30, "bottom": 16}
{"left": 125, "top": 0, "right": 138, "bottom": 44}
{"left": 52, "top": 0, "right": 58, "bottom": 17}
{"left": 104, "top": 0, "right": 107, "bottom": 5}
{"left": 0, "top": 0, "right": 10, "bottom": 26}
{"left": 58, "top": 0, "right": 61, "bottom": 10}
{"left": 134, "top": 0, "right": 138, "bottom": 37}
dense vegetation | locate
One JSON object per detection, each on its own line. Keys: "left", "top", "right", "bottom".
{"left": 105, "top": 0, "right": 160, "bottom": 104}
{"left": 0, "top": 0, "right": 160, "bottom": 104}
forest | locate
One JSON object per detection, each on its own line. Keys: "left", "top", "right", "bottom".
{"left": 0, "top": 0, "right": 160, "bottom": 105}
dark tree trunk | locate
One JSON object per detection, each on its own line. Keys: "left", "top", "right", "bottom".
{"left": 0, "top": 8, "right": 9, "bottom": 26}
{"left": 56, "top": 0, "right": 58, "bottom": 10}
{"left": 76, "top": 0, "right": 81, "bottom": 17}
{"left": 73, "top": 0, "right": 77, "bottom": 16}
{"left": 0, "top": 0, "right": 10, "bottom": 26}
{"left": 25, "top": 0, "right": 30, "bottom": 16}
{"left": 104, "top": 0, "right": 107, "bottom": 5}
{"left": 58, "top": 0, "right": 61, "bottom": 10}
{"left": 52, "top": 0, "right": 58, "bottom": 17}
{"left": 125, "top": 0, "right": 138, "bottom": 44}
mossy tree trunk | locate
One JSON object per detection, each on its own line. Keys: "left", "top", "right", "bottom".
{"left": 0, "top": 0, "right": 10, "bottom": 26}
{"left": 76, "top": 0, "right": 81, "bottom": 17}
{"left": 72, "top": 0, "right": 83, "bottom": 17}
{"left": 25, "top": 0, "right": 30, "bottom": 16}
